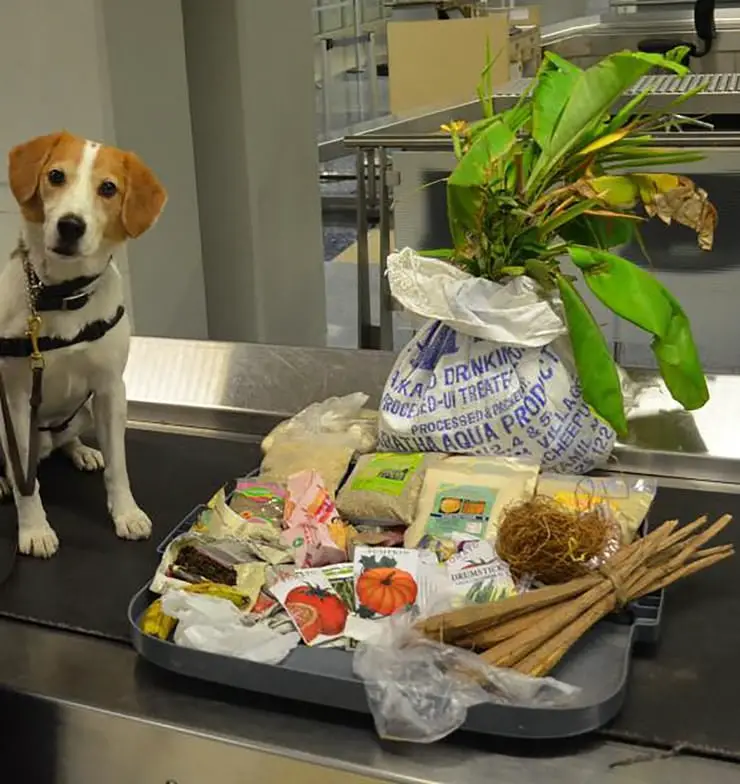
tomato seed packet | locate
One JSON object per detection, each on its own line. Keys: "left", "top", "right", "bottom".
{"left": 271, "top": 573, "right": 349, "bottom": 646}
{"left": 353, "top": 546, "right": 422, "bottom": 620}
{"left": 295, "top": 562, "right": 355, "bottom": 612}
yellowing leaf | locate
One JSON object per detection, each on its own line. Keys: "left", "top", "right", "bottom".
{"left": 575, "top": 175, "right": 639, "bottom": 209}
{"left": 578, "top": 128, "right": 632, "bottom": 157}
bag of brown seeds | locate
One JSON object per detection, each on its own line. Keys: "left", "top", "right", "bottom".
{"left": 336, "top": 452, "right": 439, "bottom": 526}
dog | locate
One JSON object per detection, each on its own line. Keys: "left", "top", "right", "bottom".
{"left": 0, "top": 130, "right": 167, "bottom": 558}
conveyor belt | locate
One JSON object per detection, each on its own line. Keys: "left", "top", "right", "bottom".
{"left": 603, "top": 487, "right": 740, "bottom": 758}
{"left": 0, "top": 429, "right": 261, "bottom": 641}
{"left": 1, "top": 437, "right": 738, "bottom": 758}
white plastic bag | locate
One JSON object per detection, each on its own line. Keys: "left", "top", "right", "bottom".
{"left": 262, "top": 393, "right": 377, "bottom": 454}
{"left": 161, "top": 590, "right": 299, "bottom": 664}
{"left": 378, "top": 249, "right": 616, "bottom": 474}
{"left": 353, "top": 609, "right": 580, "bottom": 743}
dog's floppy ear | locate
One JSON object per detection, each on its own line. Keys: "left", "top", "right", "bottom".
{"left": 121, "top": 152, "right": 167, "bottom": 238}
{"left": 8, "top": 131, "right": 65, "bottom": 205}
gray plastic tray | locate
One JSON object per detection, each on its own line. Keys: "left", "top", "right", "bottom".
{"left": 129, "top": 506, "right": 663, "bottom": 740}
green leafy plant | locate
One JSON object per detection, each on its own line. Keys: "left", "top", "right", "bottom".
{"left": 434, "top": 47, "right": 715, "bottom": 436}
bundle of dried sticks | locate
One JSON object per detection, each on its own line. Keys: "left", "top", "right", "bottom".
{"left": 417, "top": 515, "right": 733, "bottom": 677}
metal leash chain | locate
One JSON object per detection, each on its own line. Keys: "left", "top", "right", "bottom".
{"left": 0, "top": 237, "right": 46, "bottom": 496}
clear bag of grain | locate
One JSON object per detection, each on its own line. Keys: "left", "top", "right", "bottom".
{"left": 406, "top": 456, "right": 540, "bottom": 548}
{"left": 337, "top": 453, "right": 441, "bottom": 526}
{"left": 260, "top": 436, "right": 356, "bottom": 498}
{"left": 261, "top": 394, "right": 378, "bottom": 455}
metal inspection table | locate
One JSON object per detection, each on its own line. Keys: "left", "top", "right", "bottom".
{"left": 1, "top": 337, "right": 739, "bottom": 783}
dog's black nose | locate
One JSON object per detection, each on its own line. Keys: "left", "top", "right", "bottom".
{"left": 57, "top": 214, "right": 86, "bottom": 243}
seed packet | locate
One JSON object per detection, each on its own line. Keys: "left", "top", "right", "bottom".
{"left": 536, "top": 473, "right": 657, "bottom": 544}
{"left": 281, "top": 471, "right": 350, "bottom": 567}
{"left": 195, "top": 487, "right": 291, "bottom": 565}
{"left": 446, "top": 540, "right": 517, "bottom": 604}
{"left": 337, "top": 453, "right": 440, "bottom": 525}
{"left": 229, "top": 479, "right": 286, "bottom": 524}
{"left": 347, "top": 525, "right": 406, "bottom": 558}
{"left": 406, "top": 456, "right": 539, "bottom": 548}
{"left": 296, "top": 562, "right": 356, "bottom": 612}
{"left": 245, "top": 591, "right": 281, "bottom": 623}
{"left": 353, "top": 546, "right": 421, "bottom": 619}
{"left": 271, "top": 573, "right": 349, "bottom": 645}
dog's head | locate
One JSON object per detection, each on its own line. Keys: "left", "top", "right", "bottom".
{"left": 8, "top": 131, "right": 167, "bottom": 266}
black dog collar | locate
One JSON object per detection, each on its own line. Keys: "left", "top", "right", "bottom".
{"left": 34, "top": 274, "right": 101, "bottom": 312}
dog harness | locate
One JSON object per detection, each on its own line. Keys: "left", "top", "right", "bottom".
{"left": 0, "top": 239, "right": 124, "bottom": 497}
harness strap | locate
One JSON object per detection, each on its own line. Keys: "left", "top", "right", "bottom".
{"left": 0, "top": 306, "right": 125, "bottom": 359}
{"left": 39, "top": 391, "right": 93, "bottom": 434}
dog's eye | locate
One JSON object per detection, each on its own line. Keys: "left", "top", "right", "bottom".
{"left": 98, "top": 180, "right": 117, "bottom": 199}
{"left": 47, "top": 169, "right": 65, "bottom": 186}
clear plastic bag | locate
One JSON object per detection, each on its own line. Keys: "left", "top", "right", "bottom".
{"left": 262, "top": 393, "right": 377, "bottom": 455}
{"left": 353, "top": 610, "right": 580, "bottom": 743}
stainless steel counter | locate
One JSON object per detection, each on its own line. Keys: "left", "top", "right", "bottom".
{"left": 124, "top": 338, "right": 740, "bottom": 485}
{"left": 2, "top": 336, "right": 740, "bottom": 782}
{"left": 4, "top": 619, "right": 740, "bottom": 784}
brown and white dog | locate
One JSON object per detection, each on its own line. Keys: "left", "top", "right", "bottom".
{"left": 0, "top": 131, "right": 166, "bottom": 557}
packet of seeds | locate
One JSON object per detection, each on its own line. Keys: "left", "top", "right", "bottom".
{"left": 337, "top": 452, "right": 440, "bottom": 526}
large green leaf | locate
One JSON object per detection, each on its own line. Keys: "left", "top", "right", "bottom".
{"left": 556, "top": 275, "right": 627, "bottom": 435}
{"left": 448, "top": 120, "right": 516, "bottom": 188}
{"left": 566, "top": 246, "right": 708, "bottom": 409}
{"left": 651, "top": 290, "right": 709, "bottom": 410}
{"left": 446, "top": 182, "right": 484, "bottom": 252}
{"left": 531, "top": 58, "right": 579, "bottom": 150}
{"left": 528, "top": 50, "right": 688, "bottom": 191}
{"left": 569, "top": 245, "right": 673, "bottom": 337}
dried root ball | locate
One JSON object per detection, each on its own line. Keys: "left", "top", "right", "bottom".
{"left": 496, "top": 495, "right": 611, "bottom": 585}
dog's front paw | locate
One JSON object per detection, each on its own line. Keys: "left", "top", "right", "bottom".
{"left": 113, "top": 506, "right": 152, "bottom": 541}
{"left": 19, "top": 524, "right": 60, "bottom": 558}
{"left": 65, "top": 441, "right": 105, "bottom": 472}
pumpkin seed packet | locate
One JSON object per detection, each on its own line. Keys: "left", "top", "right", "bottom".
{"left": 353, "top": 546, "right": 422, "bottom": 620}
{"left": 271, "top": 573, "right": 349, "bottom": 646}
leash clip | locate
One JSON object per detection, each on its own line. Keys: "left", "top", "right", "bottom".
{"left": 26, "top": 315, "right": 44, "bottom": 369}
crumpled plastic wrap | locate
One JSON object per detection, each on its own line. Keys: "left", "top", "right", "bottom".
{"left": 353, "top": 611, "right": 580, "bottom": 743}
{"left": 262, "top": 393, "right": 377, "bottom": 455}
{"left": 162, "top": 590, "right": 299, "bottom": 664}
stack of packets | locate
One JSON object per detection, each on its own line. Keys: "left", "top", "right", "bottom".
{"left": 146, "top": 471, "right": 406, "bottom": 653}
{"left": 143, "top": 464, "right": 528, "bottom": 660}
